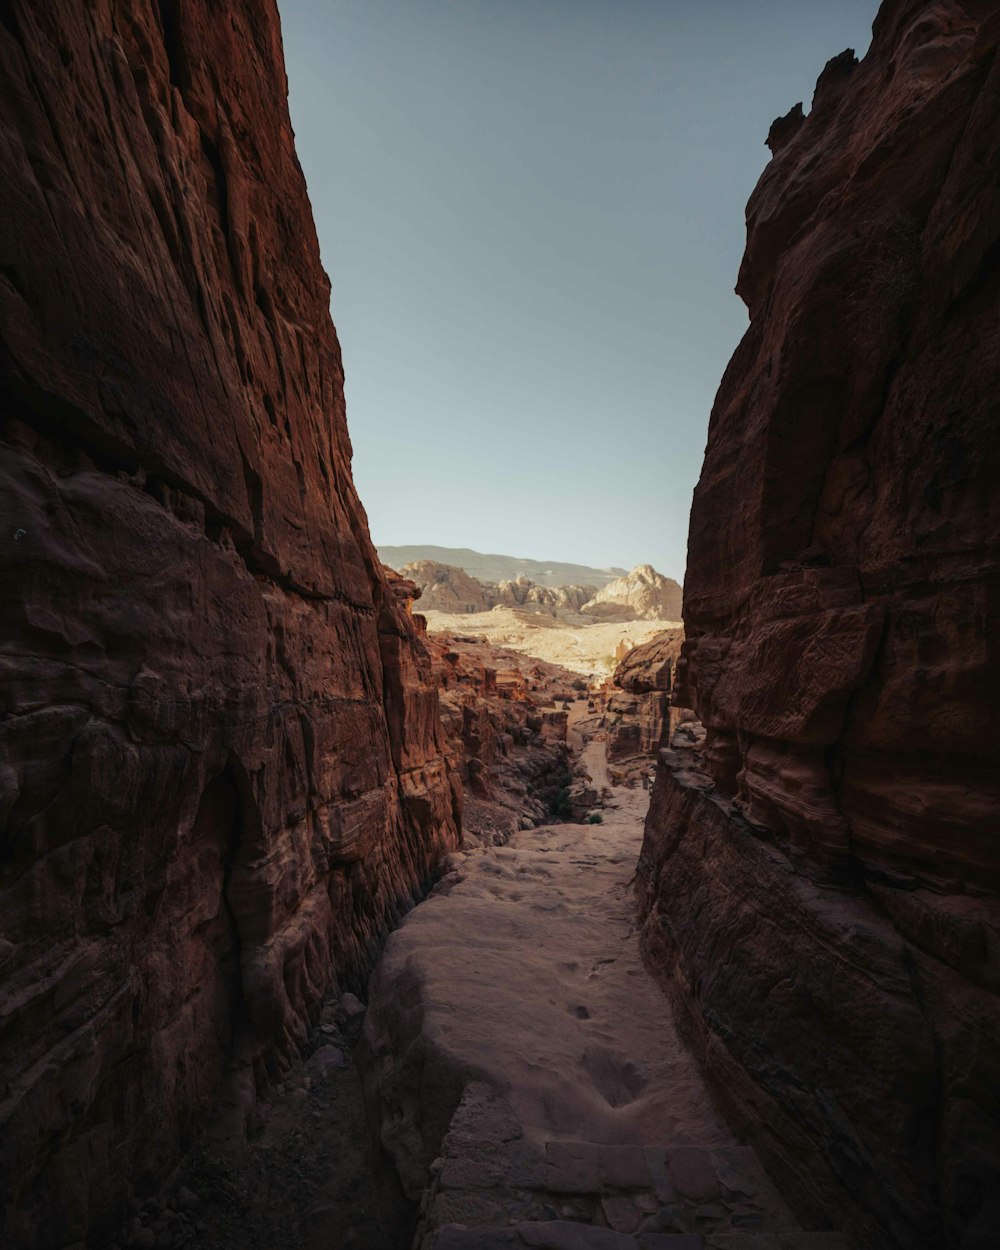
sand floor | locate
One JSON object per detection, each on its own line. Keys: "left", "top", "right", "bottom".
{"left": 420, "top": 608, "right": 680, "bottom": 676}
{"left": 360, "top": 738, "right": 834, "bottom": 1247}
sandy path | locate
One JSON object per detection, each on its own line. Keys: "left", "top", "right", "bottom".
{"left": 377, "top": 792, "right": 728, "bottom": 1150}
{"left": 361, "top": 743, "right": 829, "bottom": 1247}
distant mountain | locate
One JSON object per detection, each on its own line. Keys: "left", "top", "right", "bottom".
{"left": 378, "top": 545, "right": 628, "bottom": 589}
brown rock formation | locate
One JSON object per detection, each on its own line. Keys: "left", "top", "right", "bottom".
{"left": 581, "top": 564, "right": 683, "bottom": 622}
{"left": 399, "top": 560, "right": 492, "bottom": 614}
{"left": 606, "top": 628, "right": 684, "bottom": 764}
{"left": 423, "top": 632, "right": 577, "bottom": 843}
{"left": 0, "top": 3, "right": 459, "bottom": 1247}
{"left": 492, "top": 576, "right": 597, "bottom": 614}
{"left": 638, "top": 4, "right": 1000, "bottom": 1249}
{"left": 401, "top": 560, "right": 597, "bottom": 617}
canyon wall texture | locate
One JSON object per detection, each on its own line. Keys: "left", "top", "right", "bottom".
{"left": 0, "top": 3, "right": 460, "bottom": 1247}
{"left": 638, "top": 3, "right": 999, "bottom": 1249}
{"left": 607, "top": 628, "right": 684, "bottom": 763}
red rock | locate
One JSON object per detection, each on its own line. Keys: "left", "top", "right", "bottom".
{"left": 420, "top": 628, "right": 576, "bottom": 843}
{"left": 607, "top": 629, "right": 685, "bottom": 764}
{"left": 0, "top": 2, "right": 459, "bottom": 1247}
{"left": 639, "top": 4, "right": 1000, "bottom": 1249}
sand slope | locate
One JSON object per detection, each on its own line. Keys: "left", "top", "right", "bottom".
{"left": 421, "top": 608, "right": 679, "bottom": 676}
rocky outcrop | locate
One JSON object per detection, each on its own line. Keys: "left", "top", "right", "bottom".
{"left": 0, "top": 3, "right": 459, "bottom": 1247}
{"left": 638, "top": 4, "right": 1000, "bottom": 1249}
{"left": 492, "top": 576, "right": 596, "bottom": 614}
{"left": 402, "top": 561, "right": 596, "bottom": 617}
{"left": 581, "top": 565, "right": 683, "bottom": 622}
{"left": 399, "top": 560, "right": 492, "bottom": 614}
{"left": 606, "top": 629, "right": 684, "bottom": 764}
{"left": 422, "top": 632, "right": 577, "bottom": 843}
{"left": 403, "top": 559, "right": 680, "bottom": 622}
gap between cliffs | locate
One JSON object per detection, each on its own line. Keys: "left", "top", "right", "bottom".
{"left": 115, "top": 655, "right": 850, "bottom": 1250}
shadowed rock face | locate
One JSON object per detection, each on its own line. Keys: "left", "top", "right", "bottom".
{"left": 607, "top": 628, "right": 685, "bottom": 762}
{"left": 0, "top": 2, "right": 459, "bottom": 1246}
{"left": 639, "top": 3, "right": 1000, "bottom": 1249}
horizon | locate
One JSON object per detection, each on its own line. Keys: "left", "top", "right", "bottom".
{"left": 279, "top": 0, "right": 879, "bottom": 584}
{"left": 377, "top": 541, "right": 676, "bottom": 583}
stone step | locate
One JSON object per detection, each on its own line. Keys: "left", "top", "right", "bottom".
{"left": 415, "top": 1089, "right": 851, "bottom": 1250}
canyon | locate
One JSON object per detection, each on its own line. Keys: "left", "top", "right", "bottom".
{"left": 1, "top": 1, "right": 997, "bottom": 1250}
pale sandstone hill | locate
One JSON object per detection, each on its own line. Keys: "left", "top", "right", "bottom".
{"left": 580, "top": 564, "right": 683, "bottom": 621}
{"left": 492, "top": 576, "right": 596, "bottom": 613}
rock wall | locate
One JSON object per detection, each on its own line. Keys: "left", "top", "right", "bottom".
{"left": 607, "top": 628, "right": 684, "bottom": 763}
{"left": 421, "top": 626, "right": 576, "bottom": 844}
{"left": 399, "top": 560, "right": 493, "bottom": 614}
{"left": 638, "top": 3, "right": 1000, "bottom": 1249}
{"left": 0, "top": 3, "right": 460, "bottom": 1247}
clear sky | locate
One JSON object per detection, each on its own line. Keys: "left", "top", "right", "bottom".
{"left": 279, "top": 0, "right": 878, "bottom": 582}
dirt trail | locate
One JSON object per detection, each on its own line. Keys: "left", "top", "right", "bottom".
{"left": 363, "top": 742, "right": 851, "bottom": 1249}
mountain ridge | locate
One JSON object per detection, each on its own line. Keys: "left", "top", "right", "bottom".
{"left": 378, "top": 544, "right": 629, "bottom": 589}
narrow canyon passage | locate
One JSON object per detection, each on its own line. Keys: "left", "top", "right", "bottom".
{"left": 362, "top": 732, "right": 850, "bottom": 1250}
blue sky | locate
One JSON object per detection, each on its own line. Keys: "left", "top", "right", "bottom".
{"left": 279, "top": 0, "right": 878, "bottom": 581}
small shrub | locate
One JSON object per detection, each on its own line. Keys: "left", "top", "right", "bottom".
{"left": 586, "top": 812, "right": 603, "bottom": 825}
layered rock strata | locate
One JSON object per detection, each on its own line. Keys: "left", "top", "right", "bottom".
{"left": 421, "top": 627, "right": 577, "bottom": 843}
{"left": 0, "top": 3, "right": 459, "bottom": 1247}
{"left": 638, "top": 4, "right": 1000, "bottom": 1249}
{"left": 399, "top": 560, "right": 493, "bottom": 615}
{"left": 401, "top": 559, "right": 681, "bottom": 622}
{"left": 606, "top": 628, "right": 684, "bottom": 765}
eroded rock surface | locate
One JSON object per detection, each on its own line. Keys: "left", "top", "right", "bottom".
{"left": 400, "top": 561, "right": 494, "bottom": 615}
{"left": 0, "top": 3, "right": 459, "bottom": 1246}
{"left": 581, "top": 566, "right": 683, "bottom": 624}
{"left": 605, "top": 629, "right": 685, "bottom": 767}
{"left": 422, "top": 628, "right": 579, "bottom": 844}
{"left": 639, "top": 4, "right": 1000, "bottom": 1248}
{"left": 402, "top": 560, "right": 680, "bottom": 623}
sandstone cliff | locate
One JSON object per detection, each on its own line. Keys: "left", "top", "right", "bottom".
{"left": 399, "top": 559, "right": 493, "bottom": 614}
{"left": 581, "top": 564, "right": 683, "bottom": 622}
{"left": 422, "top": 632, "right": 578, "bottom": 844}
{"left": 492, "top": 576, "right": 596, "bottom": 614}
{"left": 638, "top": 4, "right": 1000, "bottom": 1248}
{"left": 0, "top": 3, "right": 459, "bottom": 1247}
{"left": 401, "top": 560, "right": 597, "bottom": 617}
{"left": 606, "top": 628, "right": 685, "bottom": 764}
{"left": 402, "top": 558, "right": 678, "bottom": 622}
